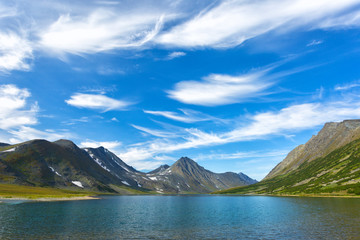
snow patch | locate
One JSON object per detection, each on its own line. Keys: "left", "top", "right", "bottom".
{"left": 155, "top": 187, "right": 164, "bottom": 193}
{"left": 49, "top": 166, "right": 61, "bottom": 176}
{"left": 88, "top": 152, "right": 111, "bottom": 172}
{"left": 72, "top": 181, "right": 84, "bottom": 188}
{"left": 1, "top": 147, "right": 16, "bottom": 152}
{"left": 122, "top": 181, "right": 130, "bottom": 186}
{"left": 111, "top": 155, "right": 131, "bottom": 172}
{"left": 122, "top": 166, "right": 131, "bottom": 172}
{"left": 149, "top": 177, "right": 157, "bottom": 181}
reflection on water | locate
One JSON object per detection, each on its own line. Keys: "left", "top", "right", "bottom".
{"left": 0, "top": 195, "right": 360, "bottom": 239}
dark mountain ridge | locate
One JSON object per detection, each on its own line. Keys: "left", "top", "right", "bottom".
{"left": 0, "top": 140, "right": 256, "bottom": 194}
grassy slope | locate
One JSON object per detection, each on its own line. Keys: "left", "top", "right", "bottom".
{"left": 0, "top": 183, "right": 152, "bottom": 199}
{"left": 214, "top": 138, "right": 360, "bottom": 196}
{"left": 0, "top": 183, "right": 96, "bottom": 199}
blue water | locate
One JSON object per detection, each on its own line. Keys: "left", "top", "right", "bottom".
{"left": 1, "top": 195, "right": 360, "bottom": 239}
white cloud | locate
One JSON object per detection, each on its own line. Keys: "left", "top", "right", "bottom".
{"left": 166, "top": 51, "right": 186, "bottom": 60}
{"left": 0, "top": 84, "right": 38, "bottom": 129}
{"left": 195, "top": 150, "right": 290, "bottom": 180}
{"left": 144, "top": 108, "right": 224, "bottom": 123}
{"left": 157, "top": 0, "right": 360, "bottom": 48}
{"left": 167, "top": 71, "right": 273, "bottom": 106}
{"left": 65, "top": 93, "right": 133, "bottom": 112}
{"left": 0, "top": 32, "right": 33, "bottom": 72}
{"left": 62, "top": 116, "right": 89, "bottom": 125}
{"left": 131, "top": 124, "right": 179, "bottom": 138}
{"left": 225, "top": 101, "right": 360, "bottom": 141}
{"left": 79, "top": 140, "right": 122, "bottom": 149}
{"left": 0, "top": 2, "right": 17, "bottom": 19}
{"left": 39, "top": 9, "right": 165, "bottom": 55}
{"left": 8, "top": 126, "right": 73, "bottom": 144}
{"left": 334, "top": 81, "right": 360, "bottom": 91}
{"left": 0, "top": 84, "right": 75, "bottom": 144}
{"left": 306, "top": 40, "right": 323, "bottom": 47}
{"left": 317, "top": 10, "right": 360, "bottom": 29}
{"left": 119, "top": 94, "right": 360, "bottom": 163}
{"left": 195, "top": 150, "right": 289, "bottom": 161}
{"left": 97, "top": 66, "right": 125, "bottom": 75}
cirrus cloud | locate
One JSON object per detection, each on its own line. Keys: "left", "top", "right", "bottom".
{"left": 157, "top": 0, "right": 360, "bottom": 48}
{"left": 65, "top": 93, "right": 133, "bottom": 112}
{"left": 167, "top": 71, "right": 273, "bottom": 106}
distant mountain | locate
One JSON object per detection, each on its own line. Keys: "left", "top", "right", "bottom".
{"left": 238, "top": 172, "right": 258, "bottom": 185}
{"left": 148, "top": 164, "right": 170, "bottom": 174}
{"left": 82, "top": 152, "right": 257, "bottom": 193}
{"left": 0, "top": 140, "right": 256, "bottom": 194}
{"left": 0, "top": 143, "right": 10, "bottom": 147}
{"left": 215, "top": 120, "right": 360, "bottom": 196}
{"left": 158, "top": 157, "right": 256, "bottom": 193}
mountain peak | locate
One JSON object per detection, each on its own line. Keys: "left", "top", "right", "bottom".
{"left": 148, "top": 164, "right": 170, "bottom": 174}
{"left": 53, "top": 139, "right": 78, "bottom": 150}
{"left": 178, "top": 156, "right": 196, "bottom": 164}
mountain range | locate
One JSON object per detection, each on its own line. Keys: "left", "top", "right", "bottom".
{"left": 216, "top": 120, "right": 360, "bottom": 196}
{"left": 0, "top": 140, "right": 256, "bottom": 194}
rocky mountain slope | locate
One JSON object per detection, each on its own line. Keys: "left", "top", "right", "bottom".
{"left": 142, "top": 157, "right": 256, "bottom": 193}
{"left": 0, "top": 140, "right": 256, "bottom": 194}
{"left": 265, "top": 120, "right": 360, "bottom": 180}
{"left": 215, "top": 120, "right": 360, "bottom": 196}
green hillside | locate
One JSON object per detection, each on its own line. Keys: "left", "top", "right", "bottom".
{"left": 214, "top": 138, "right": 360, "bottom": 196}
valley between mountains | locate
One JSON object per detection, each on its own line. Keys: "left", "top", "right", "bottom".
{"left": 0, "top": 139, "right": 256, "bottom": 196}
{"left": 2, "top": 119, "right": 360, "bottom": 198}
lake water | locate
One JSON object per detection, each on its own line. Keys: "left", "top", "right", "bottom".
{"left": 0, "top": 195, "right": 360, "bottom": 239}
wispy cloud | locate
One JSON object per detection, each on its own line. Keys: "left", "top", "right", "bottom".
{"left": 1, "top": 0, "right": 360, "bottom": 73}
{"left": 119, "top": 93, "right": 360, "bottom": 165}
{"left": 8, "top": 126, "right": 74, "bottom": 144}
{"left": 0, "top": 84, "right": 74, "bottom": 144}
{"left": 334, "top": 81, "right": 360, "bottom": 91}
{"left": 0, "top": 2, "right": 17, "bottom": 19}
{"left": 0, "top": 84, "right": 38, "bottom": 129}
{"left": 195, "top": 150, "right": 290, "bottom": 179}
{"left": 0, "top": 32, "right": 33, "bottom": 72}
{"left": 195, "top": 150, "right": 289, "bottom": 161}
{"left": 65, "top": 93, "right": 133, "bottom": 112}
{"left": 131, "top": 124, "right": 180, "bottom": 138}
{"left": 224, "top": 101, "right": 360, "bottom": 142}
{"left": 144, "top": 108, "right": 225, "bottom": 123}
{"left": 62, "top": 116, "right": 89, "bottom": 126}
{"left": 39, "top": 9, "right": 165, "bottom": 55}
{"left": 317, "top": 10, "right": 360, "bottom": 29}
{"left": 79, "top": 140, "right": 122, "bottom": 149}
{"left": 97, "top": 66, "right": 125, "bottom": 75}
{"left": 167, "top": 70, "right": 273, "bottom": 106}
{"left": 306, "top": 40, "right": 323, "bottom": 47}
{"left": 157, "top": 0, "right": 360, "bottom": 48}
{"left": 166, "top": 51, "right": 186, "bottom": 60}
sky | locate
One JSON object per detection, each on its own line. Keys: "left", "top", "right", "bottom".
{"left": 2, "top": 0, "right": 360, "bottom": 180}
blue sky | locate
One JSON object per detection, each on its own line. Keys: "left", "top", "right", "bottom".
{"left": 2, "top": 0, "right": 360, "bottom": 180}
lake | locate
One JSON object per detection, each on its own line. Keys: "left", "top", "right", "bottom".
{"left": 0, "top": 195, "right": 360, "bottom": 239}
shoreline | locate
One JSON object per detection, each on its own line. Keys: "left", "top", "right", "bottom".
{"left": 2, "top": 193, "right": 360, "bottom": 202}
{"left": 212, "top": 193, "right": 360, "bottom": 198}
{"left": 0, "top": 195, "right": 100, "bottom": 202}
